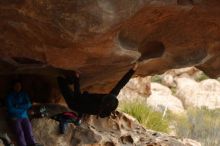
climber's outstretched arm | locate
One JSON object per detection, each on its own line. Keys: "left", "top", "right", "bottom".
{"left": 110, "top": 62, "right": 139, "bottom": 96}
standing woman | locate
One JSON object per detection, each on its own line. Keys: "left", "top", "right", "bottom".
{"left": 6, "top": 80, "right": 42, "bottom": 146}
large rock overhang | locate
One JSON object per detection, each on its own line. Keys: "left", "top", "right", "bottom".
{"left": 0, "top": 0, "right": 220, "bottom": 98}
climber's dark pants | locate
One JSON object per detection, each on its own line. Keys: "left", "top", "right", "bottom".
{"left": 57, "top": 69, "right": 135, "bottom": 113}
{"left": 57, "top": 77, "right": 78, "bottom": 109}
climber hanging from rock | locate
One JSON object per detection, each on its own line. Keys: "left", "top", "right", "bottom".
{"left": 57, "top": 63, "right": 139, "bottom": 119}
{"left": 56, "top": 45, "right": 165, "bottom": 119}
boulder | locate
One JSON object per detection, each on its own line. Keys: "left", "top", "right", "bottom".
{"left": 151, "top": 82, "right": 173, "bottom": 96}
{"left": 147, "top": 94, "right": 185, "bottom": 114}
{"left": 162, "top": 74, "right": 176, "bottom": 88}
{"left": 32, "top": 112, "right": 188, "bottom": 146}
{"left": 117, "top": 76, "right": 151, "bottom": 101}
{"left": 1, "top": 0, "right": 220, "bottom": 94}
{"left": 176, "top": 78, "right": 220, "bottom": 109}
{"left": 0, "top": 103, "right": 200, "bottom": 146}
{"left": 161, "top": 67, "right": 201, "bottom": 87}
{"left": 147, "top": 83, "right": 185, "bottom": 114}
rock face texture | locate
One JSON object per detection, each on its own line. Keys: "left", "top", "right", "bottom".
{"left": 31, "top": 110, "right": 190, "bottom": 146}
{"left": 0, "top": 104, "right": 201, "bottom": 146}
{"left": 1, "top": 0, "right": 220, "bottom": 96}
{"left": 0, "top": 1, "right": 219, "bottom": 144}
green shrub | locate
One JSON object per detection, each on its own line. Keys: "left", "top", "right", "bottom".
{"left": 195, "top": 72, "right": 209, "bottom": 82}
{"left": 151, "top": 75, "right": 162, "bottom": 83}
{"left": 119, "top": 101, "right": 170, "bottom": 133}
{"left": 170, "top": 107, "right": 220, "bottom": 146}
{"left": 170, "top": 87, "right": 177, "bottom": 95}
